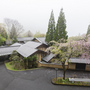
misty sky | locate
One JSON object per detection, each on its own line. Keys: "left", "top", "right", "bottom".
{"left": 0, "top": 0, "right": 90, "bottom": 37}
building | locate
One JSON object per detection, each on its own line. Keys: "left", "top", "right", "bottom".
{"left": 68, "top": 58, "right": 90, "bottom": 71}
{"left": 17, "top": 37, "right": 33, "bottom": 43}
{"left": 16, "top": 41, "right": 47, "bottom": 66}
{"left": 32, "top": 37, "right": 47, "bottom": 45}
{"left": 0, "top": 38, "right": 90, "bottom": 71}
{"left": 0, "top": 46, "right": 19, "bottom": 61}
{"left": 41, "top": 55, "right": 90, "bottom": 71}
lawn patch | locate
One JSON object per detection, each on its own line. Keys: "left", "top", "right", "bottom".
{"left": 5, "top": 62, "right": 41, "bottom": 71}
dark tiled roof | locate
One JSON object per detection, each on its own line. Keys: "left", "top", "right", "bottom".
{"left": 16, "top": 41, "right": 43, "bottom": 57}
{"left": 17, "top": 37, "right": 33, "bottom": 41}
{"left": 11, "top": 43, "right": 22, "bottom": 46}
{"left": 0, "top": 46, "right": 19, "bottom": 56}
{"left": 69, "top": 58, "right": 90, "bottom": 64}
{"left": 17, "top": 44, "right": 38, "bottom": 57}
{"left": 33, "top": 37, "right": 47, "bottom": 44}
{"left": 42, "top": 53, "right": 55, "bottom": 62}
{"left": 25, "top": 41, "right": 42, "bottom": 48}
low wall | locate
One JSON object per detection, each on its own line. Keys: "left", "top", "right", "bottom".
{"left": 38, "top": 62, "right": 68, "bottom": 69}
{"left": 85, "top": 64, "right": 90, "bottom": 71}
{"left": 38, "top": 62, "right": 90, "bottom": 71}
{"left": 68, "top": 63, "right": 76, "bottom": 70}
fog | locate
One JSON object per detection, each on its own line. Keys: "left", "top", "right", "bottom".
{"left": 0, "top": 0, "right": 90, "bottom": 37}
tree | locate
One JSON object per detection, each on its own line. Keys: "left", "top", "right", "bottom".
{"left": 9, "top": 50, "right": 24, "bottom": 70}
{"left": 45, "top": 10, "right": 55, "bottom": 43}
{"left": 0, "top": 23, "right": 8, "bottom": 39}
{"left": 54, "top": 8, "right": 68, "bottom": 42}
{"left": 23, "top": 57, "right": 27, "bottom": 69}
{"left": 4, "top": 18, "right": 24, "bottom": 39}
{"left": 86, "top": 25, "right": 90, "bottom": 36}
{"left": 71, "top": 40, "right": 90, "bottom": 59}
{"left": 46, "top": 40, "right": 72, "bottom": 80}
{"left": 23, "top": 55, "right": 38, "bottom": 69}
{"left": 23, "top": 30, "right": 33, "bottom": 37}
{"left": 10, "top": 24, "right": 17, "bottom": 39}
{"left": 0, "top": 34, "right": 6, "bottom": 46}
{"left": 12, "top": 36, "right": 18, "bottom": 43}
{"left": 34, "top": 31, "right": 45, "bottom": 37}
{"left": 68, "top": 34, "right": 86, "bottom": 42}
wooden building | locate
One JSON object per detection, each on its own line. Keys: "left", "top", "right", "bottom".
{"left": 1, "top": 39, "right": 90, "bottom": 71}
{"left": 68, "top": 58, "right": 90, "bottom": 71}
{"left": 42, "top": 54, "right": 90, "bottom": 71}
{"left": 0, "top": 46, "right": 20, "bottom": 61}
{"left": 17, "top": 37, "right": 33, "bottom": 43}
{"left": 32, "top": 37, "right": 47, "bottom": 45}
{"left": 16, "top": 41, "right": 47, "bottom": 66}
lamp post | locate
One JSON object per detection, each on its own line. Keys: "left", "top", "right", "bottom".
{"left": 55, "top": 68, "right": 58, "bottom": 81}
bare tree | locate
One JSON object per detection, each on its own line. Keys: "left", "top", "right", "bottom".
{"left": 4, "top": 18, "right": 24, "bottom": 39}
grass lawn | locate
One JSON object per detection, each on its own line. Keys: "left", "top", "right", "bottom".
{"left": 5, "top": 62, "right": 41, "bottom": 71}
{"left": 5, "top": 62, "right": 24, "bottom": 71}
{"left": 52, "top": 77, "right": 90, "bottom": 86}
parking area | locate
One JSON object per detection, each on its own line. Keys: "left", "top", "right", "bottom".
{"left": 0, "top": 63, "right": 90, "bottom": 90}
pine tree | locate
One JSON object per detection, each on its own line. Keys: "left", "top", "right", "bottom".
{"left": 86, "top": 25, "right": 90, "bottom": 36}
{"left": 45, "top": 10, "right": 55, "bottom": 43}
{"left": 54, "top": 8, "right": 68, "bottom": 42}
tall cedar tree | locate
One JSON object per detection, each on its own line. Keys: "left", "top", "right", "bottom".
{"left": 54, "top": 8, "right": 68, "bottom": 42}
{"left": 86, "top": 25, "right": 90, "bottom": 36}
{"left": 45, "top": 10, "right": 55, "bottom": 43}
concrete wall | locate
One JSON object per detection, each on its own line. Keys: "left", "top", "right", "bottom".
{"left": 85, "top": 64, "right": 90, "bottom": 71}
{"left": 38, "top": 62, "right": 68, "bottom": 69}
{"left": 68, "top": 63, "right": 76, "bottom": 70}
{"left": 37, "top": 60, "right": 90, "bottom": 71}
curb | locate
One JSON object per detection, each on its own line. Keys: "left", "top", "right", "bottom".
{"left": 51, "top": 79, "right": 90, "bottom": 87}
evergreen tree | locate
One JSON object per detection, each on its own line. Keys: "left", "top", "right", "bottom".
{"left": 54, "top": 8, "right": 68, "bottom": 42}
{"left": 86, "top": 25, "right": 90, "bottom": 36}
{"left": 45, "top": 10, "right": 55, "bottom": 43}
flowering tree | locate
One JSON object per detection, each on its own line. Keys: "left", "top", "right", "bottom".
{"left": 46, "top": 40, "right": 72, "bottom": 79}
{"left": 71, "top": 35, "right": 90, "bottom": 59}
{"left": 46, "top": 36, "right": 90, "bottom": 79}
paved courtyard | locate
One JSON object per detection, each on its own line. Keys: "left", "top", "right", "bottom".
{"left": 0, "top": 63, "right": 90, "bottom": 90}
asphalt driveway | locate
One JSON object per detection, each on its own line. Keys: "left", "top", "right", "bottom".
{"left": 0, "top": 63, "right": 90, "bottom": 90}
